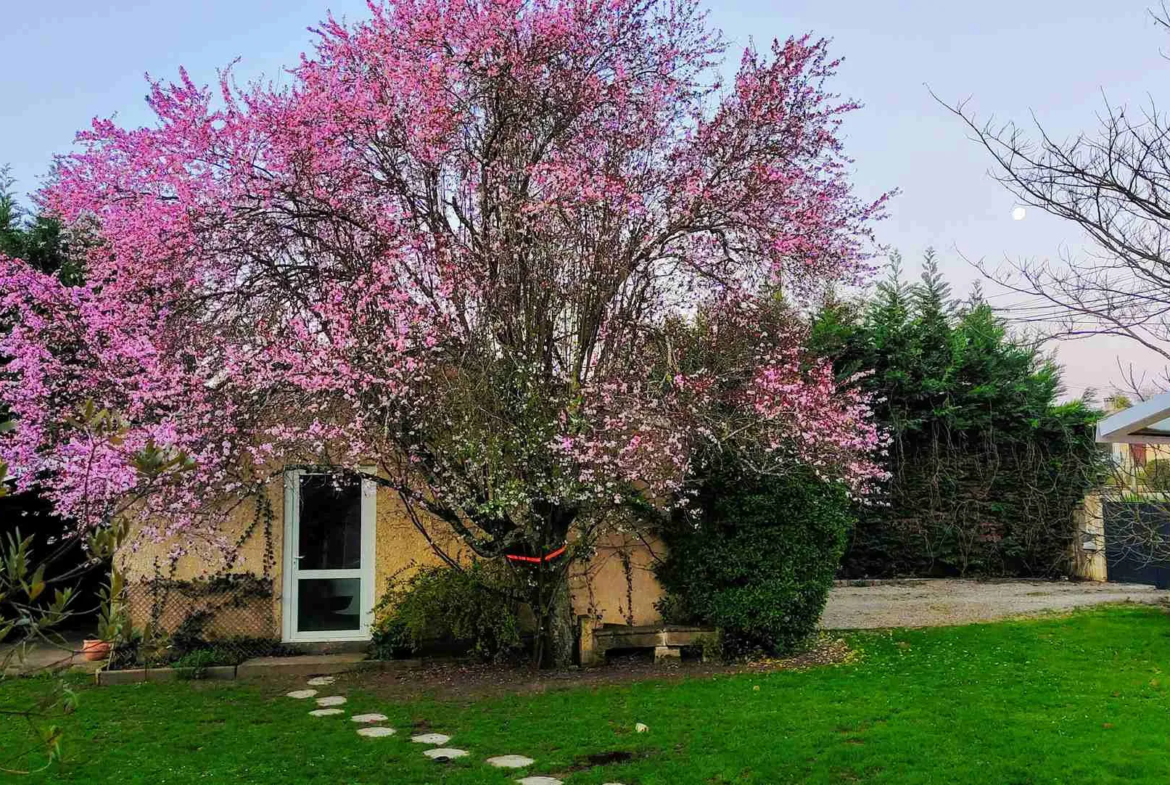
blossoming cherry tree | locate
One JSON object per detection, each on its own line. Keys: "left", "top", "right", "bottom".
{"left": 0, "top": 0, "right": 889, "bottom": 664}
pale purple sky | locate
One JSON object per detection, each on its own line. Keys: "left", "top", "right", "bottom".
{"left": 4, "top": 0, "right": 1168, "bottom": 398}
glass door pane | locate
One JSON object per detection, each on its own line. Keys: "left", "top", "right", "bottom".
{"left": 297, "top": 475, "right": 362, "bottom": 570}
{"left": 297, "top": 577, "right": 362, "bottom": 632}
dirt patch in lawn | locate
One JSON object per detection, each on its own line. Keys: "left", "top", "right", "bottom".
{"left": 329, "top": 635, "right": 854, "bottom": 702}
{"left": 574, "top": 750, "right": 634, "bottom": 767}
{"left": 551, "top": 749, "right": 647, "bottom": 778}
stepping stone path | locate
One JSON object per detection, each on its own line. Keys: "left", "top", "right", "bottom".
{"left": 351, "top": 713, "right": 389, "bottom": 723}
{"left": 285, "top": 676, "right": 557, "bottom": 779}
{"left": 487, "top": 755, "right": 536, "bottom": 769}
{"left": 356, "top": 727, "right": 396, "bottom": 738}
{"left": 309, "top": 708, "right": 345, "bottom": 717}
{"left": 424, "top": 748, "right": 469, "bottom": 762}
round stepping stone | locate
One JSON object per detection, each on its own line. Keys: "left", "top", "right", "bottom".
{"left": 351, "top": 713, "right": 389, "bottom": 723}
{"left": 309, "top": 708, "right": 345, "bottom": 717}
{"left": 316, "top": 695, "right": 347, "bottom": 707}
{"left": 411, "top": 733, "right": 451, "bottom": 745}
{"left": 487, "top": 755, "right": 536, "bottom": 769}
{"left": 356, "top": 726, "right": 396, "bottom": 738}
{"left": 286, "top": 689, "right": 318, "bottom": 699}
{"left": 307, "top": 676, "right": 336, "bottom": 686}
{"left": 516, "top": 778, "right": 562, "bottom": 785}
{"left": 424, "top": 748, "right": 469, "bottom": 762}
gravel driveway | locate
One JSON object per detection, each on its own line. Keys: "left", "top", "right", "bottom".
{"left": 819, "top": 579, "right": 1169, "bottom": 629}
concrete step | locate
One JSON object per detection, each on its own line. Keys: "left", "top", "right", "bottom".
{"left": 237, "top": 652, "right": 368, "bottom": 679}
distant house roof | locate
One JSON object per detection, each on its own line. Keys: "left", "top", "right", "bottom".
{"left": 1097, "top": 391, "right": 1170, "bottom": 444}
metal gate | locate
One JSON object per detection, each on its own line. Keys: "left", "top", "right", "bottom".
{"left": 1102, "top": 500, "right": 1170, "bottom": 588}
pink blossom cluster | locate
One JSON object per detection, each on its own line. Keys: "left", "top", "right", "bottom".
{"left": 555, "top": 294, "right": 888, "bottom": 502}
{"left": 746, "top": 356, "right": 889, "bottom": 495}
{"left": 0, "top": 258, "right": 244, "bottom": 535}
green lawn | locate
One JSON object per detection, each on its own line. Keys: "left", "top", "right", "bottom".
{"left": 4, "top": 604, "right": 1170, "bottom": 784}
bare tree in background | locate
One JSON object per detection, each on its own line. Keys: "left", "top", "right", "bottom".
{"left": 936, "top": 7, "right": 1170, "bottom": 575}
{"left": 939, "top": 8, "right": 1170, "bottom": 393}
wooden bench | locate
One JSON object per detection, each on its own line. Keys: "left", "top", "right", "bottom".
{"left": 578, "top": 617, "right": 715, "bottom": 666}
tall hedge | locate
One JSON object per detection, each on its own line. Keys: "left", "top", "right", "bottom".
{"left": 654, "top": 466, "right": 853, "bottom": 657}
{"left": 811, "top": 250, "right": 1106, "bottom": 578}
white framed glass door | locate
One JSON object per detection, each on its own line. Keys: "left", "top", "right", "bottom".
{"left": 282, "top": 469, "right": 376, "bottom": 642}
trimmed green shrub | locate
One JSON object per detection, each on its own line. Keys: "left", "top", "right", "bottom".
{"left": 654, "top": 467, "right": 854, "bottom": 658}
{"left": 370, "top": 561, "right": 524, "bottom": 662}
{"left": 1141, "top": 459, "right": 1170, "bottom": 492}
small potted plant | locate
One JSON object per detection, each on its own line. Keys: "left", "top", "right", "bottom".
{"left": 91, "top": 567, "right": 131, "bottom": 663}
{"left": 81, "top": 638, "right": 111, "bottom": 661}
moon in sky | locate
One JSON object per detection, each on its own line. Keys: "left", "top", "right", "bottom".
{"left": 1011, "top": 206, "right": 1027, "bottom": 221}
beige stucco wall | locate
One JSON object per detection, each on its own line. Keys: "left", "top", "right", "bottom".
{"left": 370, "top": 489, "right": 474, "bottom": 607}
{"left": 118, "top": 475, "right": 285, "bottom": 638}
{"left": 569, "top": 530, "right": 664, "bottom": 626}
{"left": 118, "top": 473, "right": 665, "bottom": 637}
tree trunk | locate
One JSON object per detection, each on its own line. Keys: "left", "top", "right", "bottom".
{"left": 523, "top": 503, "right": 579, "bottom": 668}
{"left": 542, "top": 572, "right": 574, "bottom": 667}
{"left": 530, "top": 564, "right": 575, "bottom": 668}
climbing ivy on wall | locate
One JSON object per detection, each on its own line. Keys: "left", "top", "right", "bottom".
{"left": 811, "top": 250, "right": 1107, "bottom": 578}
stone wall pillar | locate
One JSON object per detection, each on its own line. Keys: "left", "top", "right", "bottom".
{"left": 578, "top": 615, "right": 601, "bottom": 667}
{"left": 1072, "top": 494, "right": 1107, "bottom": 581}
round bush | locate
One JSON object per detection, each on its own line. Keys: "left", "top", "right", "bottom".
{"left": 654, "top": 467, "right": 853, "bottom": 658}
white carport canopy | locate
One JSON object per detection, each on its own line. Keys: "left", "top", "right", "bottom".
{"left": 1097, "top": 391, "right": 1170, "bottom": 444}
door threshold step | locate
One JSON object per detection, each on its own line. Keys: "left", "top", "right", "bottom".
{"left": 237, "top": 652, "right": 368, "bottom": 679}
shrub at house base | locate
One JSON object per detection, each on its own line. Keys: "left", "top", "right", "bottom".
{"left": 655, "top": 467, "right": 853, "bottom": 659}
{"left": 371, "top": 562, "right": 524, "bottom": 663}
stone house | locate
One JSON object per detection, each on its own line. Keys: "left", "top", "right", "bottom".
{"left": 118, "top": 467, "right": 664, "bottom": 647}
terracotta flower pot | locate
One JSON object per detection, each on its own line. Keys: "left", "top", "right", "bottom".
{"left": 81, "top": 639, "right": 111, "bottom": 662}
